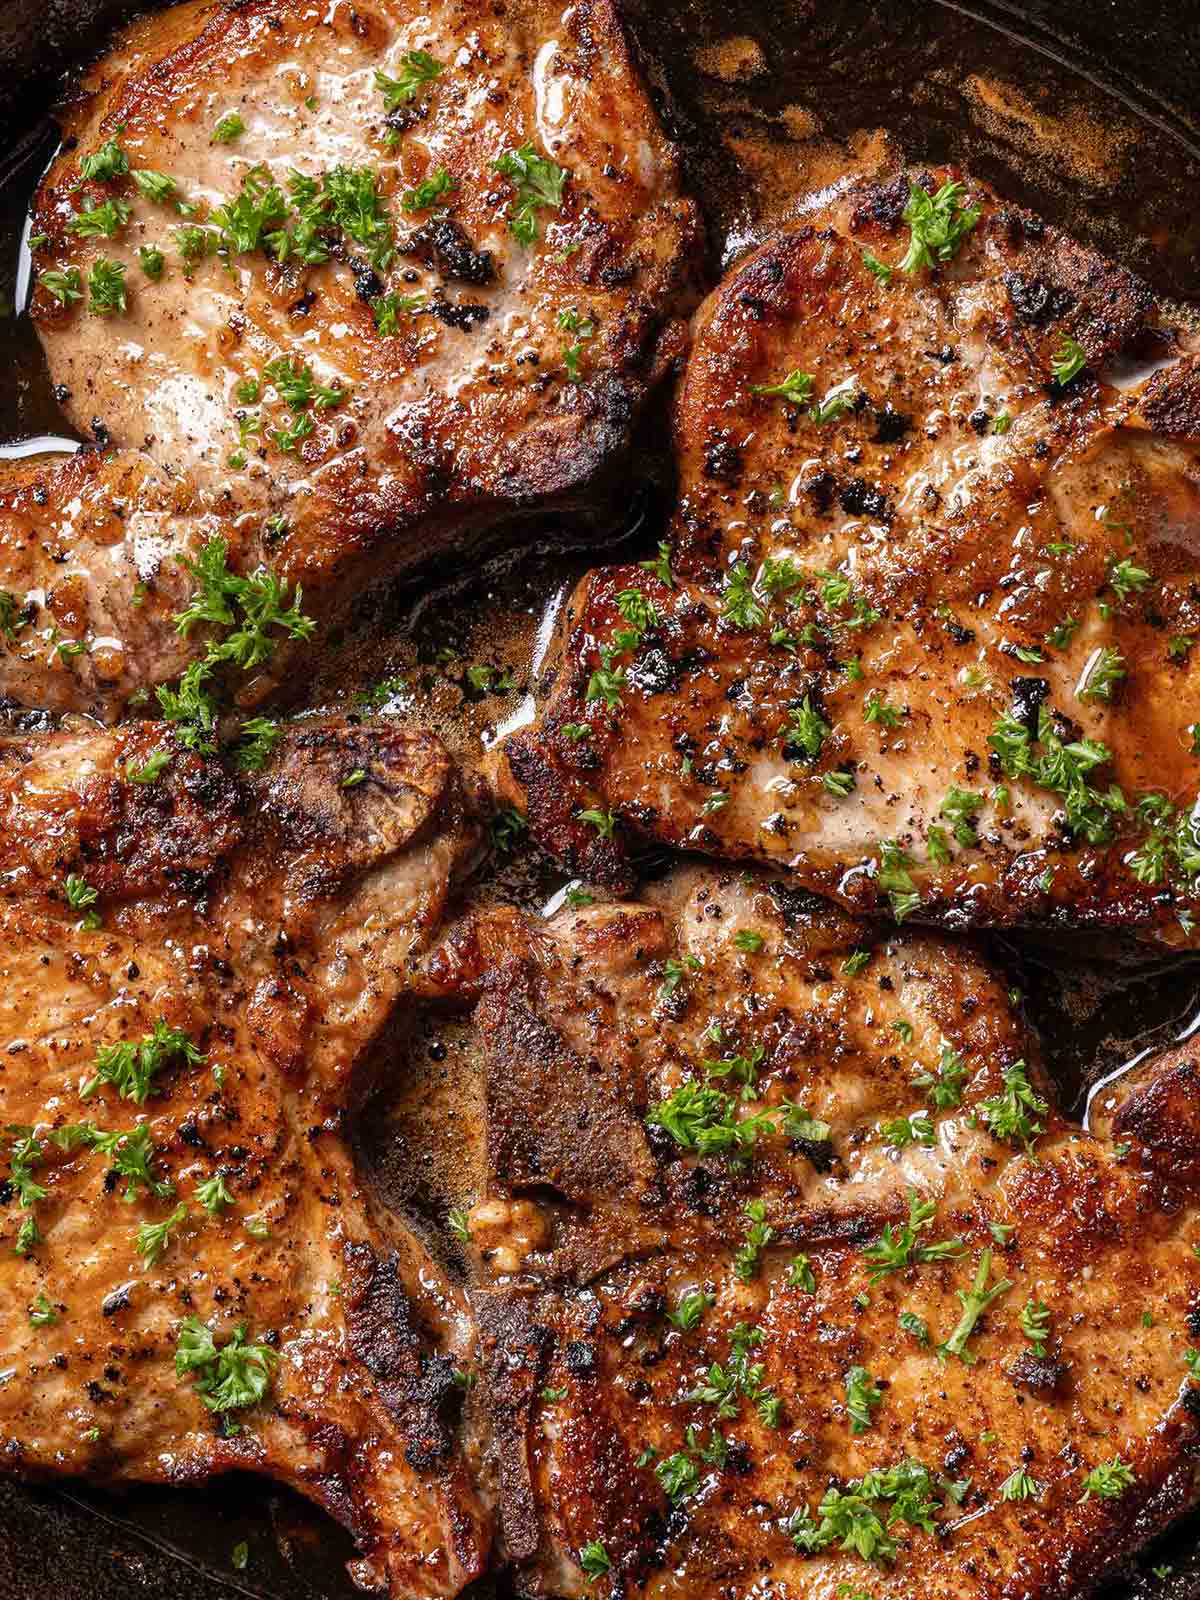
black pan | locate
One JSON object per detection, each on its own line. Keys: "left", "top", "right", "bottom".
{"left": 2, "top": 2, "right": 1200, "bottom": 1596}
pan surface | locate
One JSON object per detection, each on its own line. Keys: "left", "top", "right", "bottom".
{"left": 1, "top": 1, "right": 1200, "bottom": 1596}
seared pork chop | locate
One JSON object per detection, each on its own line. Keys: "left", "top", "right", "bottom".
{"left": 502, "top": 170, "right": 1200, "bottom": 942}
{"left": 433, "top": 868, "right": 1200, "bottom": 1599}
{"left": 0, "top": 716, "right": 491, "bottom": 1596}
{"left": 9, "top": 0, "right": 697, "bottom": 717}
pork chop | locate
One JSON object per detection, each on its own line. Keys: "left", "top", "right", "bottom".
{"left": 501, "top": 169, "right": 1200, "bottom": 943}
{"left": 0, "top": 714, "right": 493, "bottom": 1597}
{"left": 434, "top": 867, "right": 1200, "bottom": 1599}
{"left": 9, "top": 0, "right": 698, "bottom": 717}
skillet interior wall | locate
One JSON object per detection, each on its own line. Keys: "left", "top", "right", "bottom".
{"left": 3, "top": 1, "right": 1200, "bottom": 1597}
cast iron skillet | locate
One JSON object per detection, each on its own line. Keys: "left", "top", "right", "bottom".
{"left": 2, "top": 2, "right": 1200, "bottom": 1597}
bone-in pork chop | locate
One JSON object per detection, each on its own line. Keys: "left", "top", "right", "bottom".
{"left": 433, "top": 867, "right": 1200, "bottom": 1598}
{"left": 8, "top": 0, "right": 697, "bottom": 717}
{"left": 502, "top": 170, "right": 1200, "bottom": 943}
{"left": 0, "top": 715, "right": 491, "bottom": 1597}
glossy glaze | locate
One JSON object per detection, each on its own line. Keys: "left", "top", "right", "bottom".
{"left": 0, "top": 716, "right": 490, "bottom": 1596}
{"left": 502, "top": 169, "right": 1200, "bottom": 941}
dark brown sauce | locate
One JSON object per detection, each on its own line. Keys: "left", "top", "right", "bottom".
{"left": 2, "top": 2, "right": 1200, "bottom": 1595}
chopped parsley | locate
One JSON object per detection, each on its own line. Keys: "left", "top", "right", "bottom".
{"left": 138, "top": 245, "right": 166, "bottom": 280}
{"left": 1050, "top": 336, "right": 1087, "bottom": 386}
{"left": 999, "top": 1468, "right": 1040, "bottom": 1501}
{"left": 733, "top": 1199, "right": 774, "bottom": 1281}
{"left": 940, "top": 787, "right": 982, "bottom": 845}
{"left": 667, "top": 1289, "right": 714, "bottom": 1331}
{"left": 899, "top": 179, "right": 981, "bottom": 273}
{"left": 877, "top": 839, "right": 921, "bottom": 921}
{"left": 78, "top": 134, "right": 130, "bottom": 184}
{"left": 639, "top": 542, "right": 674, "bottom": 588}
{"left": 752, "top": 369, "right": 814, "bottom": 406}
{"left": 1019, "top": 1296, "right": 1051, "bottom": 1356}
{"left": 913, "top": 1044, "right": 969, "bottom": 1109}
{"left": 136, "top": 1201, "right": 189, "bottom": 1267}
{"left": 67, "top": 196, "right": 132, "bottom": 238}
{"left": 579, "top": 1541, "right": 611, "bottom": 1582}
{"left": 1077, "top": 1457, "right": 1135, "bottom": 1502}
{"left": 844, "top": 1365, "right": 883, "bottom": 1433}
{"left": 784, "top": 696, "right": 831, "bottom": 759}
{"left": 492, "top": 144, "right": 568, "bottom": 244}
{"left": 936, "top": 1249, "right": 1012, "bottom": 1364}
{"left": 374, "top": 52, "right": 444, "bottom": 110}
{"left": 213, "top": 112, "right": 246, "bottom": 143}
{"left": 1078, "top": 644, "right": 1126, "bottom": 703}
{"left": 862, "top": 1190, "right": 964, "bottom": 1282}
{"left": 401, "top": 166, "right": 456, "bottom": 214}
{"left": 880, "top": 1111, "right": 935, "bottom": 1149}
{"left": 28, "top": 1292, "right": 58, "bottom": 1327}
{"left": 861, "top": 248, "right": 893, "bottom": 283}
{"left": 132, "top": 169, "right": 177, "bottom": 205}
{"left": 988, "top": 702, "right": 1123, "bottom": 846}
{"left": 174, "top": 536, "right": 315, "bottom": 670}
{"left": 81, "top": 1020, "right": 205, "bottom": 1104}
{"left": 899, "top": 1310, "right": 929, "bottom": 1345}
{"left": 39, "top": 267, "right": 83, "bottom": 306}
{"left": 979, "top": 1060, "right": 1048, "bottom": 1153}
{"left": 734, "top": 929, "right": 764, "bottom": 954}
{"left": 196, "top": 1173, "right": 235, "bottom": 1215}
{"left": 87, "top": 257, "right": 127, "bottom": 315}
{"left": 175, "top": 1315, "right": 277, "bottom": 1414}
{"left": 787, "top": 1254, "right": 817, "bottom": 1292}
{"left": 372, "top": 291, "right": 426, "bottom": 334}
{"left": 578, "top": 807, "right": 616, "bottom": 838}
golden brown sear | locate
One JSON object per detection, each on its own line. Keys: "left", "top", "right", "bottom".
{"left": 444, "top": 867, "right": 1200, "bottom": 1600}
{"left": 7, "top": 0, "right": 698, "bottom": 718}
{"left": 502, "top": 169, "right": 1200, "bottom": 942}
{"left": 0, "top": 716, "right": 490, "bottom": 1597}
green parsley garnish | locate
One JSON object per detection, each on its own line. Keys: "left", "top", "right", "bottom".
{"left": 81, "top": 1019, "right": 205, "bottom": 1104}
{"left": 1078, "top": 644, "right": 1126, "bottom": 703}
{"left": 667, "top": 1289, "right": 714, "bottom": 1331}
{"left": 999, "top": 1468, "right": 1040, "bottom": 1501}
{"left": 401, "top": 166, "right": 455, "bottom": 214}
{"left": 844, "top": 1365, "right": 883, "bottom": 1433}
{"left": 579, "top": 1541, "right": 611, "bottom": 1582}
{"left": 862, "top": 1190, "right": 964, "bottom": 1282}
{"left": 132, "top": 169, "right": 177, "bottom": 204}
{"left": 492, "top": 144, "right": 568, "bottom": 244}
{"left": 1018, "top": 1295, "right": 1051, "bottom": 1356}
{"left": 936, "top": 1249, "right": 1012, "bottom": 1364}
{"left": 78, "top": 134, "right": 129, "bottom": 184}
{"left": 899, "top": 179, "right": 980, "bottom": 273}
{"left": 138, "top": 245, "right": 166, "bottom": 280}
{"left": 1077, "top": 1457, "right": 1135, "bottom": 1502}
{"left": 28, "top": 1292, "right": 58, "bottom": 1327}
{"left": 913, "top": 1044, "right": 969, "bottom": 1109}
{"left": 125, "top": 749, "right": 173, "bottom": 785}
{"left": 1050, "top": 336, "right": 1087, "bottom": 385}
{"left": 371, "top": 291, "right": 425, "bottom": 335}
{"left": 375, "top": 52, "right": 444, "bottom": 110}
{"left": 39, "top": 267, "right": 83, "bottom": 306}
{"left": 136, "top": 1201, "right": 189, "bottom": 1267}
{"left": 87, "top": 257, "right": 127, "bottom": 315}
{"left": 175, "top": 1315, "right": 277, "bottom": 1413}
{"left": 213, "top": 112, "right": 246, "bottom": 143}
{"left": 979, "top": 1060, "right": 1047, "bottom": 1153}
{"left": 196, "top": 1173, "right": 235, "bottom": 1215}
{"left": 67, "top": 196, "right": 132, "bottom": 238}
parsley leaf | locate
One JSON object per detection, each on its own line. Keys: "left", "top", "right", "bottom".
{"left": 492, "top": 144, "right": 568, "bottom": 244}
{"left": 175, "top": 1316, "right": 277, "bottom": 1413}
{"left": 899, "top": 179, "right": 980, "bottom": 273}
